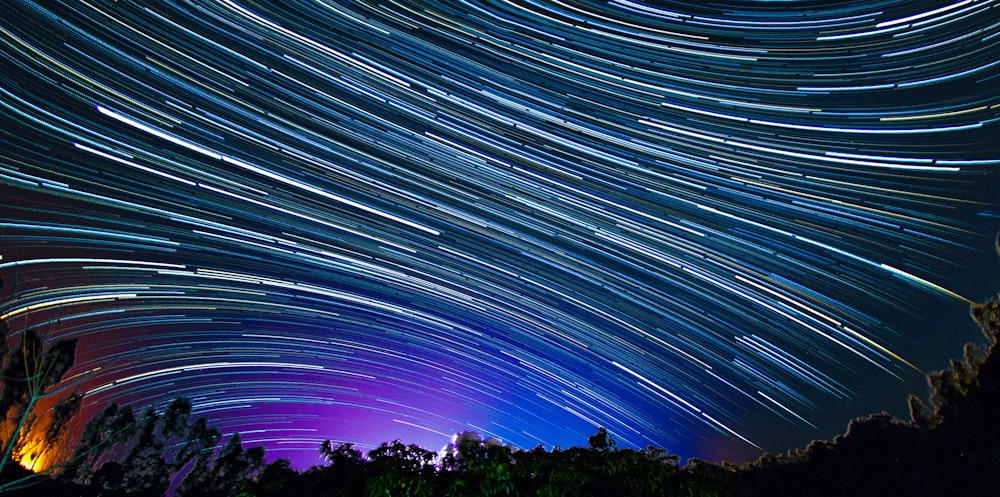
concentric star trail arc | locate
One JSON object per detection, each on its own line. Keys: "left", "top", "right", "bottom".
{"left": 1, "top": 0, "right": 998, "bottom": 466}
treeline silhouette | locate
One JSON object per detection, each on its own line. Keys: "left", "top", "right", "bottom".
{"left": 2, "top": 288, "right": 999, "bottom": 496}
{"left": 732, "top": 296, "right": 1000, "bottom": 497}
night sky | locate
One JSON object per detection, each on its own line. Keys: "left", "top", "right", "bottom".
{"left": 2, "top": 0, "right": 999, "bottom": 469}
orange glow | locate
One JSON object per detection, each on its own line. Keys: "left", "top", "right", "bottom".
{"left": 16, "top": 435, "right": 52, "bottom": 473}
{"left": 3, "top": 393, "right": 71, "bottom": 476}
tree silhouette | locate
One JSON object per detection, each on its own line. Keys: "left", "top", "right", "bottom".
{"left": 0, "top": 275, "right": 82, "bottom": 492}
{"left": 177, "top": 432, "right": 264, "bottom": 497}
{"left": 62, "top": 402, "right": 138, "bottom": 486}
{"left": 315, "top": 441, "right": 367, "bottom": 497}
{"left": 59, "top": 398, "right": 225, "bottom": 497}
{"left": 586, "top": 426, "right": 613, "bottom": 452}
{"left": 736, "top": 294, "right": 1000, "bottom": 496}
{"left": 247, "top": 457, "right": 302, "bottom": 497}
{"left": 440, "top": 431, "right": 516, "bottom": 496}
{"left": 365, "top": 440, "right": 436, "bottom": 497}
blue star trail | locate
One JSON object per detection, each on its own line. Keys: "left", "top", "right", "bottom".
{"left": 1, "top": 0, "right": 998, "bottom": 467}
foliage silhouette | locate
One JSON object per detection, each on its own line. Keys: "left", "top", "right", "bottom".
{"left": 176, "top": 432, "right": 265, "bottom": 497}
{"left": 0, "top": 274, "right": 83, "bottom": 492}
{"left": 735, "top": 294, "right": 1000, "bottom": 497}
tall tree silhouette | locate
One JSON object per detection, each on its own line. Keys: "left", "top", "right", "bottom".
{"left": 176, "top": 432, "right": 263, "bottom": 497}
{"left": 0, "top": 274, "right": 81, "bottom": 492}
{"left": 62, "top": 398, "right": 222, "bottom": 497}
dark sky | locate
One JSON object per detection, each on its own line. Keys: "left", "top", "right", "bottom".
{"left": 2, "top": 0, "right": 999, "bottom": 469}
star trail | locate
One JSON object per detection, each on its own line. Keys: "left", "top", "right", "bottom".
{"left": 2, "top": 0, "right": 999, "bottom": 467}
